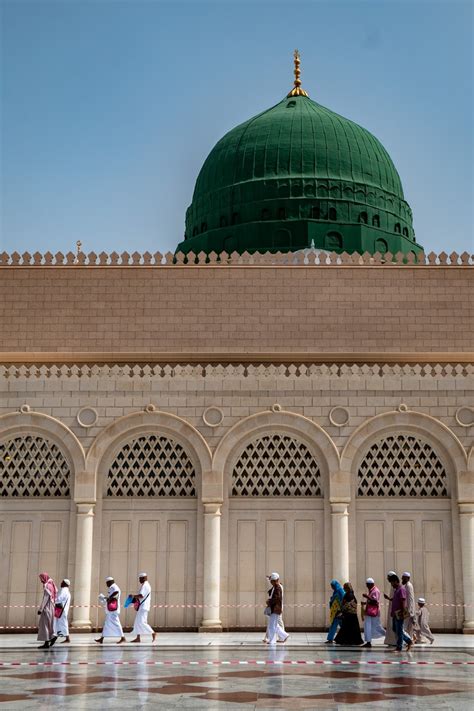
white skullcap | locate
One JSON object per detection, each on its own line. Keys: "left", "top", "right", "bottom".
{"left": 418, "top": 597, "right": 426, "bottom": 604}
{"left": 138, "top": 572, "right": 147, "bottom": 578}
{"left": 387, "top": 571, "right": 397, "bottom": 577}
{"left": 366, "top": 577, "right": 375, "bottom": 584}
{"left": 402, "top": 572, "right": 411, "bottom": 578}
{"left": 270, "top": 572, "right": 280, "bottom": 580}
{"left": 105, "top": 576, "right": 114, "bottom": 582}
{"left": 63, "top": 579, "right": 71, "bottom": 586}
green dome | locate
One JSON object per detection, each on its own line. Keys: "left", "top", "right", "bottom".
{"left": 177, "top": 92, "right": 423, "bottom": 256}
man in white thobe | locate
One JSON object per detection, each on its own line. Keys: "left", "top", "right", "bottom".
{"left": 95, "top": 576, "right": 125, "bottom": 645}
{"left": 50, "top": 578, "right": 71, "bottom": 645}
{"left": 130, "top": 573, "right": 156, "bottom": 643}
{"left": 361, "top": 577, "right": 385, "bottom": 647}
{"left": 402, "top": 572, "right": 416, "bottom": 638}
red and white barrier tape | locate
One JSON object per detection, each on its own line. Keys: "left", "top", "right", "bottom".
{"left": 0, "top": 659, "right": 472, "bottom": 668}
{"left": 1, "top": 601, "right": 472, "bottom": 609}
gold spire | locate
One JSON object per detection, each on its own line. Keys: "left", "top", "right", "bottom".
{"left": 287, "top": 49, "right": 309, "bottom": 98}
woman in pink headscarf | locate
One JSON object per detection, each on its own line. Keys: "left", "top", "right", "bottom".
{"left": 37, "top": 573, "right": 57, "bottom": 649}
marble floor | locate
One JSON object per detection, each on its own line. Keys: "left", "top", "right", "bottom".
{"left": 0, "top": 637, "right": 472, "bottom": 709}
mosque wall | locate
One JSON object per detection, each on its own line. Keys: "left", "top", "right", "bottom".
{"left": 1, "top": 263, "right": 474, "bottom": 354}
{"left": 1, "top": 364, "right": 473, "bottom": 633}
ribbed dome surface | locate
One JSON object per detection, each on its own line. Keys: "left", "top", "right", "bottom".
{"left": 178, "top": 90, "right": 420, "bottom": 257}
{"left": 192, "top": 95, "right": 404, "bottom": 205}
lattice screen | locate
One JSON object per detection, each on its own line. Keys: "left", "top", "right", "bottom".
{"left": 107, "top": 434, "right": 196, "bottom": 497}
{"left": 0, "top": 435, "right": 70, "bottom": 497}
{"left": 357, "top": 434, "right": 448, "bottom": 497}
{"left": 232, "top": 434, "right": 322, "bottom": 496}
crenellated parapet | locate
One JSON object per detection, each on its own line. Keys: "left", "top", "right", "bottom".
{"left": 0, "top": 250, "right": 473, "bottom": 266}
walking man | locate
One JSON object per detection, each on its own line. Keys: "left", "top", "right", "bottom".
{"left": 383, "top": 571, "right": 398, "bottom": 646}
{"left": 95, "top": 576, "right": 125, "bottom": 645}
{"left": 263, "top": 574, "right": 286, "bottom": 643}
{"left": 361, "top": 577, "right": 385, "bottom": 648}
{"left": 402, "top": 572, "right": 416, "bottom": 639}
{"left": 266, "top": 572, "right": 289, "bottom": 645}
{"left": 388, "top": 574, "right": 413, "bottom": 652}
{"left": 50, "top": 578, "right": 71, "bottom": 646}
{"left": 130, "top": 573, "right": 156, "bottom": 643}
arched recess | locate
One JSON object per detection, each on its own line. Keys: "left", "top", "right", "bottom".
{"left": 214, "top": 409, "right": 339, "bottom": 629}
{"left": 87, "top": 410, "right": 212, "bottom": 630}
{"left": 340, "top": 410, "right": 467, "bottom": 630}
{"left": 0, "top": 412, "right": 84, "bottom": 628}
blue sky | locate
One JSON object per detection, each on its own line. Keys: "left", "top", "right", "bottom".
{"left": 1, "top": 0, "right": 473, "bottom": 255}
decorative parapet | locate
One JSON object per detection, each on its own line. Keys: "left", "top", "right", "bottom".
{"left": 0, "top": 250, "right": 473, "bottom": 266}
{"left": 0, "top": 363, "right": 473, "bottom": 379}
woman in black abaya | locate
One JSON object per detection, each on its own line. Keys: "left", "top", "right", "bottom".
{"left": 335, "top": 582, "right": 363, "bottom": 645}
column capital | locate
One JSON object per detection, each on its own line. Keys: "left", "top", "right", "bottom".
{"left": 458, "top": 502, "right": 474, "bottom": 515}
{"left": 203, "top": 502, "right": 222, "bottom": 516}
{"left": 330, "top": 501, "right": 349, "bottom": 515}
{"left": 76, "top": 502, "right": 95, "bottom": 516}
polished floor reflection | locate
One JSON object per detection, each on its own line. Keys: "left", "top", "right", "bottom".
{"left": 0, "top": 645, "right": 473, "bottom": 709}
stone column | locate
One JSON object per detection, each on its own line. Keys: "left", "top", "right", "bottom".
{"left": 72, "top": 503, "right": 95, "bottom": 629}
{"left": 459, "top": 503, "right": 474, "bottom": 633}
{"left": 331, "top": 502, "right": 350, "bottom": 583}
{"left": 200, "top": 502, "right": 222, "bottom": 631}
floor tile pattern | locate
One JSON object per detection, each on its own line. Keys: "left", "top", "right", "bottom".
{"left": 0, "top": 647, "right": 472, "bottom": 709}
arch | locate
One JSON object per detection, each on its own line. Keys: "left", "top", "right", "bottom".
{"left": 394, "top": 222, "right": 401, "bottom": 233}
{"left": 359, "top": 211, "right": 368, "bottom": 224}
{"left": 106, "top": 433, "right": 197, "bottom": 497}
{"left": 213, "top": 409, "right": 340, "bottom": 498}
{"left": 340, "top": 410, "right": 467, "bottom": 496}
{"left": 372, "top": 214, "right": 380, "bottom": 227}
{"left": 328, "top": 206, "right": 337, "bottom": 221}
{"left": 231, "top": 433, "right": 322, "bottom": 497}
{"left": 374, "top": 238, "right": 388, "bottom": 254}
{"left": 357, "top": 434, "right": 448, "bottom": 497}
{"left": 402, "top": 226, "right": 409, "bottom": 237}
{"left": 0, "top": 411, "right": 85, "bottom": 485}
{"left": 87, "top": 410, "right": 212, "bottom": 500}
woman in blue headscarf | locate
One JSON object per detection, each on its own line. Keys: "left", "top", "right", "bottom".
{"left": 326, "top": 580, "right": 344, "bottom": 643}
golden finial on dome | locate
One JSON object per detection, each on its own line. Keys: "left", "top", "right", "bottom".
{"left": 287, "top": 49, "right": 309, "bottom": 98}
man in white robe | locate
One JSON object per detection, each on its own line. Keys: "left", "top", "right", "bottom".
{"left": 95, "top": 576, "right": 125, "bottom": 644}
{"left": 50, "top": 579, "right": 71, "bottom": 645}
{"left": 361, "top": 577, "right": 385, "bottom": 647}
{"left": 402, "top": 572, "right": 416, "bottom": 638}
{"left": 130, "top": 573, "right": 156, "bottom": 643}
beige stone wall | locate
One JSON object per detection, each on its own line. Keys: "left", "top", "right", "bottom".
{"left": 1, "top": 364, "right": 472, "bottom": 452}
{"left": 1, "top": 364, "right": 472, "bottom": 631}
{"left": 1, "top": 265, "right": 473, "bottom": 354}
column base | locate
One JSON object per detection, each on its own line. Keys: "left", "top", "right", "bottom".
{"left": 462, "top": 622, "right": 474, "bottom": 634}
{"left": 71, "top": 620, "right": 92, "bottom": 631}
{"left": 199, "top": 621, "right": 223, "bottom": 632}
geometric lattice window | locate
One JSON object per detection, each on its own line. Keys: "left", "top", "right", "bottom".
{"left": 0, "top": 435, "right": 70, "bottom": 497}
{"left": 232, "top": 434, "right": 322, "bottom": 496}
{"left": 357, "top": 434, "right": 448, "bottom": 497}
{"left": 107, "top": 434, "right": 196, "bottom": 497}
